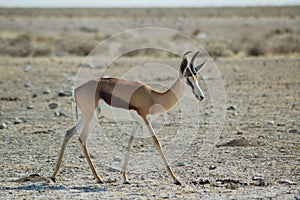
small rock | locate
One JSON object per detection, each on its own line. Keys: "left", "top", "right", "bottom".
{"left": 277, "top": 179, "right": 296, "bottom": 185}
{"left": 217, "top": 137, "right": 256, "bottom": 147}
{"left": 32, "top": 93, "right": 38, "bottom": 98}
{"left": 176, "top": 161, "right": 185, "bottom": 167}
{"left": 48, "top": 102, "right": 58, "bottom": 109}
{"left": 225, "top": 182, "right": 238, "bottom": 189}
{"left": 23, "top": 65, "right": 31, "bottom": 72}
{"left": 107, "top": 167, "right": 118, "bottom": 172}
{"left": 106, "top": 178, "right": 117, "bottom": 183}
{"left": 24, "top": 82, "right": 32, "bottom": 88}
{"left": 192, "top": 179, "right": 210, "bottom": 185}
{"left": 113, "top": 157, "right": 121, "bottom": 162}
{"left": 236, "top": 127, "right": 243, "bottom": 135}
{"left": 209, "top": 165, "right": 217, "bottom": 170}
{"left": 27, "top": 105, "right": 34, "bottom": 109}
{"left": 14, "top": 117, "right": 23, "bottom": 125}
{"left": 227, "top": 105, "right": 236, "bottom": 111}
{"left": 54, "top": 111, "right": 67, "bottom": 117}
{"left": 79, "top": 63, "right": 93, "bottom": 68}
{"left": 295, "top": 195, "right": 300, "bottom": 200}
{"left": 58, "top": 90, "right": 72, "bottom": 97}
{"left": 252, "top": 176, "right": 267, "bottom": 186}
{"left": 0, "top": 122, "right": 7, "bottom": 129}
{"left": 43, "top": 88, "right": 51, "bottom": 94}
{"left": 289, "top": 129, "right": 298, "bottom": 133}
{"left": 267, "top": 120, "right": 274, "bottom": 125}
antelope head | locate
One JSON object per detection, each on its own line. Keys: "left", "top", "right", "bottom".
{"left": 180, "top": 51, "right": 206, "bottom": 101}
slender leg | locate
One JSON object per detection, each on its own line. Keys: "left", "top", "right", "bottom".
{"left": 145, "top": 119, "right": 181, "bottom": 185}
{"left": 78, "top": 121, "right": 104, "bottom": 183}
{"left": 122, "top": 124, "right": 141, "bottom": 184}
{"left": 51, "top": 118, "right": 84, "bottom": 182}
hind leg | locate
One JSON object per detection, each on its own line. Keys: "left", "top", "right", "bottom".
{"left": 51, "top": 118, "right": 83, "bottom": 182}
{"left": 77, "top": 117, "right": 104, "bottom": 183}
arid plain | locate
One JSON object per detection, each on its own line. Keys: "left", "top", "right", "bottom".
{"left": 0, "top": 7, "right": 299, "bottom": 199}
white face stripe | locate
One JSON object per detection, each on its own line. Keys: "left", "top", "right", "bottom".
{"left": 187, "top": 76, "right": 204, "bottom": 101}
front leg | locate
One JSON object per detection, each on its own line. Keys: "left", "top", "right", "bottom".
{"left": 144, "top": 119, "right": 181, "bottom": 185}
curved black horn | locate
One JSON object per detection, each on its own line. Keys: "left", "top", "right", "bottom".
{"left": 180, "top": 51, "right": 192, "bottom": 74}
{"left": 191, "top": 51, "right": 200, "bottom": 66}
{"left": 190, "top": 51, "right": 200, "bottom": 74}
{"left": 183, "top": 51, "right": 192, "bottom": 58}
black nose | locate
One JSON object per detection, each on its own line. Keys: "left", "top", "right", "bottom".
{"left": 199, "top": 96, "right": 204, "bottom": 101}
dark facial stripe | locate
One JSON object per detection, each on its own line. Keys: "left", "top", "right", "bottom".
{"left": 186, "top": 78, "right": 194, "bottom": 90}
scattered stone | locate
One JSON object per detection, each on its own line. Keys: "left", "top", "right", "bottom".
{"left": 191, "top": 179, "right": 210, "bottom": 185}
{"left": 58, "top": 90, "right": 72, "bottom": 97}
{"left": 215, "top": 178, "right": 247, "bottom": 186}
{"left": 106, "top": 177, "right": 117, "bottom": 183}
{"left": 79, "top": 63, "right": 93, "bottom": 68}
{"left": 13, "top": 117, "right": 23, "bottom": 125}
{"left": 236, "top": 127, "right": 243, "bottom": 135}
{"left": 267, "top": 120, "right": 274, "bottom": 125}
{"left": 24, "top": 82, "right": 32, "bottom": 88}
{"left": 32, "top": 130, "right": 50, "bottom": 134}
{"left": 0, "top": 122, "right": 7, "bottom": 129}
{"left": 227, "top": 105, "right": 237, "bottom": 111}
{"left": 295, "top": 195, "right": 300, "bottom": 200}
{"left": 43, "top": 88, "right": 51, "bottom": 94}
{"left": 14, "top": 174, "right": 48, "bottom": 183}
{"left": 107, "top": 167, "right": 119, "bottom": 172}
{"left": 289, "top": 129, "right": 298, "bottom": 133}
{"left": 0, "top": 97, "right": 20, "bottom": 101}
{"left": 209, "top": 165, "right": 217, "bottom": 170}
{"left": 54, "top": 111, "right": 67, "bottom": 117}
{"left": 23, "top": 65, "right": 31, "bottom": 72}
{"left": 225, "top": 182, "right": 238, "bottom": 189}
{"left": 32, "top": 93, "right": 38, "bottom": 98}
{"left": 48, "top": 102, "right": 58, "bottom": 109}
{"left": 217, "top": 137, "right": 256, "bottom": 147}
{"left": 252, "top": 176, "right": 267, "bottom": 186}
{"left": 277, "top": 179, "right": 296, "bottom": 185}
{"left": 176, "top": 161, "right": 185, "bottom": 166}
{"left": 27, "top": 105, "right": 34, "bottom": 109}
{"left": 113, "top": 157, "right": 122, "bottom": 162}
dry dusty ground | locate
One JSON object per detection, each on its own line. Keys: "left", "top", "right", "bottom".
{"left": 0, "top": 7, "right": 299, "bottom": 199}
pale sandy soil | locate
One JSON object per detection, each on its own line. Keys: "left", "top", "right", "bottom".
{"left": 0, "top": 7, "right": 299, "bottom": 199}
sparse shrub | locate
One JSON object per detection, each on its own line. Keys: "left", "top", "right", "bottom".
{"left": 31, "top": 47, "right": 52, "bottom": 57}
{"left": 273, "top": 35, "right": 300, "bottom": 54}
{"left": 247, "top": 41, "right": 268, "bottom": 56}
{"left": 206, "top": 42, "right": 233, "bottom": 58}
{"left": 123, "top": 48, "right": 172, "bottom": 57}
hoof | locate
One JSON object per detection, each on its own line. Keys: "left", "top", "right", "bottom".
{"left": 97, "top": 179, "right": 104, "bottom": 184}
{"left": 174, "top": 179, "right": 182, "bottom": 185}
{"left": 50, "top": 177, "right": 56, "bottom": 183}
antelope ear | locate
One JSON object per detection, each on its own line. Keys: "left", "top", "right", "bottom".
{"left": 180, "top": 51, "right": 192, "bottom": 75}
{"left": 195, "top": 61, "right": 207, "bottom": 72}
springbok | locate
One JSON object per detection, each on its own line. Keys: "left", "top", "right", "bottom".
{"left": 51, "top": 51, "right": 206, "bottom": 185}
